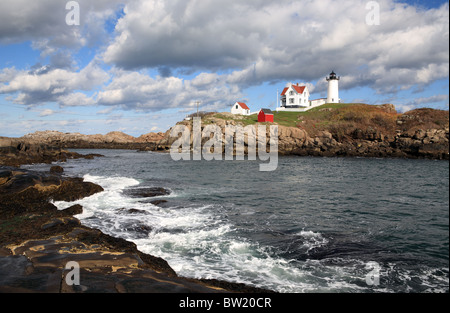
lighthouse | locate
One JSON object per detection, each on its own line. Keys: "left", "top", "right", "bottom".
{"left": 326, "top": 71, "right": 340, "bottom": 104}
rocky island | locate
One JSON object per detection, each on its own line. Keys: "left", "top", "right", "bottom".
{"left": 158, "top": 104, "right": 449, "bottom": 160}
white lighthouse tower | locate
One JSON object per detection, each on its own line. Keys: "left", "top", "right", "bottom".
{"left": 326, "top": 71, "right": 340, "bottom": 104}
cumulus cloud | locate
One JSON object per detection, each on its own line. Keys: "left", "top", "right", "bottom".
{"left": 401, "top": 94, "right": 449, "bottom": 110}
{"left": 97, "top": 69, "right": 242, "bottom": 112}
{"left": 0, "top": 63, "right": 241, "bottom": 112}
{"left": 0, "top": 0, "right": 125, "bottom": 67}
{"left": 39, "top": 109, "right": 55, "bottom": 117}
{"left": 58, "top": 92, "right": 97, "bottom": 107}
{"left": 103, "top": 0, "right": 449, "bottom": 93}
{"left": 0, "top": 0, "right": 448, "bottom": 115}
{"left": 103, "top": 0, "right": 269, "bottom": 70}
{"left": 0, "top": 62, "right": 109, "bottom": 106}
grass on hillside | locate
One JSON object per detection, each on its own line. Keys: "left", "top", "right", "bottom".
{"left": 205, "top": 103, "right": 449, "bottom": 145}
{"left": 295, "top": 103, "right": 400, "bottom": 138}
{"left": 213, "top": 113, "right": 259, "bottom": 126}
{"left": 213, "top": 103, "right": 448, "bottom": 141}
{"left": 214, "top": 103, "right": 403, "bottom": 139}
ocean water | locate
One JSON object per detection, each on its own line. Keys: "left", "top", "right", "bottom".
{"left": 28, "top": 150, "right": 448, "bottom": 293}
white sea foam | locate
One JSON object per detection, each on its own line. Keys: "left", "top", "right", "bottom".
{"left": 52, "top": 173, "right": 358, "bottom": 292}
{"left": 82, "top": 174, "right": 140, "bottom": 191}
{"left": 52, "top": 173, "right": 447, "bottom": 293}
{"left": 297, "top": 230, "right": 329, "bottom": 253}
{"left": 51, "top": 174, "right": 361, "bottom": 292}
{"left": 53, "top": 174, "right": 141, "bottom": 219}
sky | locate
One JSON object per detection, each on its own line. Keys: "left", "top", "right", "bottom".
{"left": 0, "top": 0, "right": 448, "bottom": 137}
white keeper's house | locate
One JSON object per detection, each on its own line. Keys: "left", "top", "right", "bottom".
{"left": 280, "top": 84, "right": 310, "bottom": 109}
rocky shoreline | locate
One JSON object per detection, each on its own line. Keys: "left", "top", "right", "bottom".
{"left": 0, "top": 162, "right": 272, "bottom": 293}
{"left": 3, "top": 105, "right": 448, "bottom": 160}
{"left": 157, "top": 105, "right": 449, "bottom": 160}
{"left": 0, "top": 138, "right": 106, "bottom": 168}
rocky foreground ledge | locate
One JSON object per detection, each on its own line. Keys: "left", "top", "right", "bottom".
{"left": 0, "top": 167, "right": 272, "bottom": 293}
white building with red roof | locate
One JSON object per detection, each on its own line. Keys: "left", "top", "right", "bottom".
{"left": 231, "top": 102, "right": 251, "bottom": 115}
{"left": 280, "top": 83, "right": 310, "bottom": 110}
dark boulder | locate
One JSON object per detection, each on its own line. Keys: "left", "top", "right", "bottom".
{"left": 62, "top": 204, "right": 83, "bottom": 216}
{"left": 50, "top": 166, "right": 64, "bottom": 173}
{"left": 150, "top": 200, "right": 168, "bottom": 206}
{"left": 124, "top": 187, "right": 171, "bottom": 198}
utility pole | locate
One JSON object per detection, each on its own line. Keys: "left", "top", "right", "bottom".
{"left": 196, "top": 101, "right": 201, "bottom": 118}
{"left": 277, "top": 89, "right": 279, "bottom": 108}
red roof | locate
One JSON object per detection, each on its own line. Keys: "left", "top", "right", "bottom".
{"left": 281, "top": 85, "right": 306, "bottom": 96}
{"left": 237, "top": 102, "right": 250, "bottom": 110}
{"left": 293, "top": 85, "right": 306, "bottom": 94}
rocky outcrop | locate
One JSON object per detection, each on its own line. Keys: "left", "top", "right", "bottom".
{"left": 391, "top": 128, "right": 449, "bottom": 159}
{"left": 0, "top": 138, "right": 103, "bottom": 167}
{"left": 283, "top": 125, "right": 448, "bottom": 159}
{"left": 156, "top": 106, "right": 449, "bottom": 160}
{"left": 0, "top": 168, "right": 272, "bottom": 293}
{"left": 18, "top": 130, "right": 165, "bottom": 150}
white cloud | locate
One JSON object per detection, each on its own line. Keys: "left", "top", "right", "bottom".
{"left": 0, "top": 0, "right": 124, "bottom": 43}
{"left": 394, "top": 94, "right": 449, "bottom": 113}
{"left": 0, "top": 0, "right": 125, "bottom": 71}
{"left": 103, "top": 0, "right": 269, "bottom": 70}
{"left": 58, "top": 92, "right": 97, "bottom": 107}
{"left": 97, "top": 69, "right": 242, "bottom": 112}
{"left": 39, "top": 109, "right": 55, "bottom": 117}
{"left": 0, "top": 61, "right": 109, "bottom": 106}
{"left": 0, "top": 0, "right": 448, "bottom": 117}
{"left": 406, "top": 94, "right": 449, "bottom": 107}
{"left": 103, "top": 0, "right": 448, "bottom": 93}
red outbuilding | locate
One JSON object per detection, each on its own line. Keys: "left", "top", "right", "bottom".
{"left": 258, "top": 109, "right": 274, "bottom": 123}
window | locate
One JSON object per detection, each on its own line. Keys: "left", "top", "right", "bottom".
{"left": 289, "top": 98, "right": 295, "bottom": 104}
{"left": 289, "top": 91, "right": 294, "bottom": 96}
{"left": 236, "top": 105, "right": 238, "bottom": 109}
